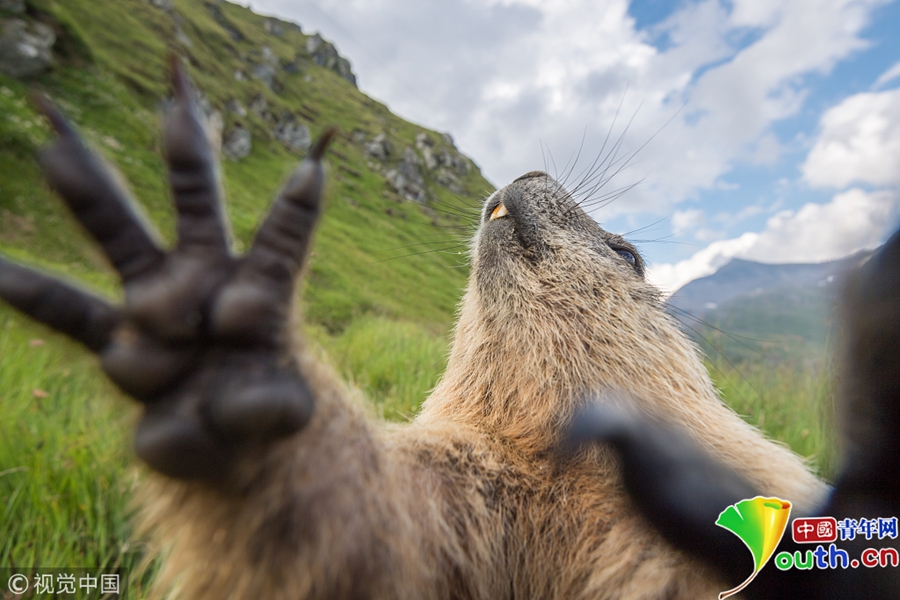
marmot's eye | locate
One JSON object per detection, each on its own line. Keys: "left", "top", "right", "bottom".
{"left": 615, "top": 249, "right": 636, "bottom": 266}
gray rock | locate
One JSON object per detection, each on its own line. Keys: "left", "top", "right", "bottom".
{"left": 448, "top": 151, "right": 470, "bottom": 175}
{"left": 385, "top": 147, "right": 428, "bottom": 203}
{"left": 175, "top": 26, "right": 192, "bottom": 47}
{"left": 264, "top": 18, "right": 283, "bottom": 37}
{"left": 306, "top": 33, "right": 357, "bottom": 87}
{"left": 414, "top": 133, "right": 440, "bottom": 169}
{"left": 366, "top": 132, "right": 391, "bottom": 161}
{"left": 223, "top": 126, "right": 251, "bottom": 160}
{"left": 435, "top": 168, "right": 463, "bottom": 193}
{"left": 249, "top": 94, "right": 268, "bottom": 118}
{"left": 251, "top": 62, "right": 277, "bottom": 89}
{"left": 415, "top": 133, "right": 434, "bottom": 150}
{"left": 233, "top": 69, "right": 247, "bottom": 82}
{"left": 0, "top": 19, "right": 55, "bottom": 78}
{"left": 273, "top": 118, "right": 310, "bottom": 153}
{"left": 440, "top": 133, "right": 456, "bottom": 148}
{"left": 0, "top": 0, "right": 25, "bottom": 13}
{"left": 251, "top": 46, "right": 281, "bottom": 90}
{"left": 226, "top": 99, "right": 247, "bottom": 117}
{"left": 350, "top": 130, "right": 366, "bottom": 145}
{"left": 399, "top": 147, "right": 423, "bottom": 184}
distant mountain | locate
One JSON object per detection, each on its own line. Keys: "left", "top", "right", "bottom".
{"left": 666, "top": 251, "right": 874, "bottom": 365}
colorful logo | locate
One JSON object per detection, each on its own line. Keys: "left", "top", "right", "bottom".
{"left": 792, "top": 517, "right": 837, "bottom": 543}
{"left": 715, "top": 496, "right": 792, "bottom": 599}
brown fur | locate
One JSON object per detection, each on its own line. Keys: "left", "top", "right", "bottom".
{"left": 138, "top": 172, "right": 827, "bottom": 599}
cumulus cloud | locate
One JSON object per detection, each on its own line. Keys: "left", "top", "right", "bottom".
{"left": 647, "top": 188, "right": 900, "bottom": 294}
{"left": 802, "top": 87, "right": 900, "bottom": 188}
{"left": 240, "top": 0, "right": 896, "bottom": 292}
{"left": 874, "top": 60, "right": 900, "bottom": 89}
{"left": 244, "top": 0, "right": 889, "bottom": 216}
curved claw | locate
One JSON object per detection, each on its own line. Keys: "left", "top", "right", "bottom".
{"left": 166, "top": 55, "right": 231, "bottom": 253}
{"left": 0, "top": 256, "right": 120, "bottom": 352}
{"left": 211, "top": 130, "right": 335, "bottom": 345}
{"left": 32, "top": 96, "right": 165, "bottom": 282}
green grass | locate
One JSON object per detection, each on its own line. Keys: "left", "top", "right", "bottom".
{"left": 708, "top": 357, "right": 837, "bottom": 481}
{"left": 308, "top": 315, "right": 451, "bottom": 421}
{"left": 0, "top": 308, "right": 145, "bottom": 593}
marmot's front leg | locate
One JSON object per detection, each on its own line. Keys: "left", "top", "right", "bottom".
{"left": 0, "top": 58, "right": 329, "bottom": 483}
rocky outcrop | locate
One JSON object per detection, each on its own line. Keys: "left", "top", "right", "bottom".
{"left": 0, "top": 18, "right": 55, "bottom": 78}
{"left": 0, "top": 0, "right": 25, "bottom": 13}
{"left": 273, "top": 116, "right": 310, "bottom": 153}
{"left": 249, "top": 93, "right": 268, "bottom": 118}
{"left": 365, "top": 132, "right": 391, "bottom": 161}
{"left": 415, "top": 132, "right": 469, "bottom": 176}
{"left": 250, "top": 45, "right": 280, "bottom": 91}
{"left": 385, "top": 147, "right": 428, "bottom": 203}
{"left": 264, "top": 18, "right": 283, "bottom": 37}
{"left": 226, "top": 99, "right": 247, "bottom": 117}
{"left": 306, "top": 33, "right": 356, "bottom": 87}
{"left": 223, "top": 126, "right": 251, "bottom": 160}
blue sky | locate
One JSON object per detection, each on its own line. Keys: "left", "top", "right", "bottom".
{"left": 242, "top": 0, "right": 900, "bottom": 292}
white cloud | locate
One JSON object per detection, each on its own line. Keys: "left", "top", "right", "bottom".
{"left": 672, "top": 208, "right": 706, "bottom": 232}
{"left": 647, "top": 188, "right": 900, "bottom": 294}
{"left": 243, "top": 0, "right": 889, "bottom": 216}
{"left": 238, "top": 0, "right": 896, "bottom": 297}
{"left": 802, "top": 88, "right": 900, "bottom": 188}
{"left": 874, "top": 60, "right": 900, "bottom": 89}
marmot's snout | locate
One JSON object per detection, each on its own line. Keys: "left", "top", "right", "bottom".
{"left": 477, "top": 174, "right": 645, "bottom": 280}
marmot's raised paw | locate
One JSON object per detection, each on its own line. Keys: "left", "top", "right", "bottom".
{"left": 0, "top": 57, "right": 333, "bottom": 482}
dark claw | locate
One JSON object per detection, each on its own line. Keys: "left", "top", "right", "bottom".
{"left": 244, "top": 131, "right": 333, "bottom": 285}
{"left": 34, "top": 97, "right": 165, "bottom": 282}
{"left": 165, "top": 55, "right": 230, "bottom": 253}
{"left": 0, "top": 256, "right": 119, "bottom": 352}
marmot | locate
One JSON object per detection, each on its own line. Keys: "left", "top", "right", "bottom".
{"left": 0, "top": 62, "right": 845, "bottom": 599}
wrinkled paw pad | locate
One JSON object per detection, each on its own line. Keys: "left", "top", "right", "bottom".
{"left": 133, "top": 360, "right": 314, "bottom": 482}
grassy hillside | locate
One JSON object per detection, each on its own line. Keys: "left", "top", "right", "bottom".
{"left": 0, "top": 0, "right": 486, "bottom": 331}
